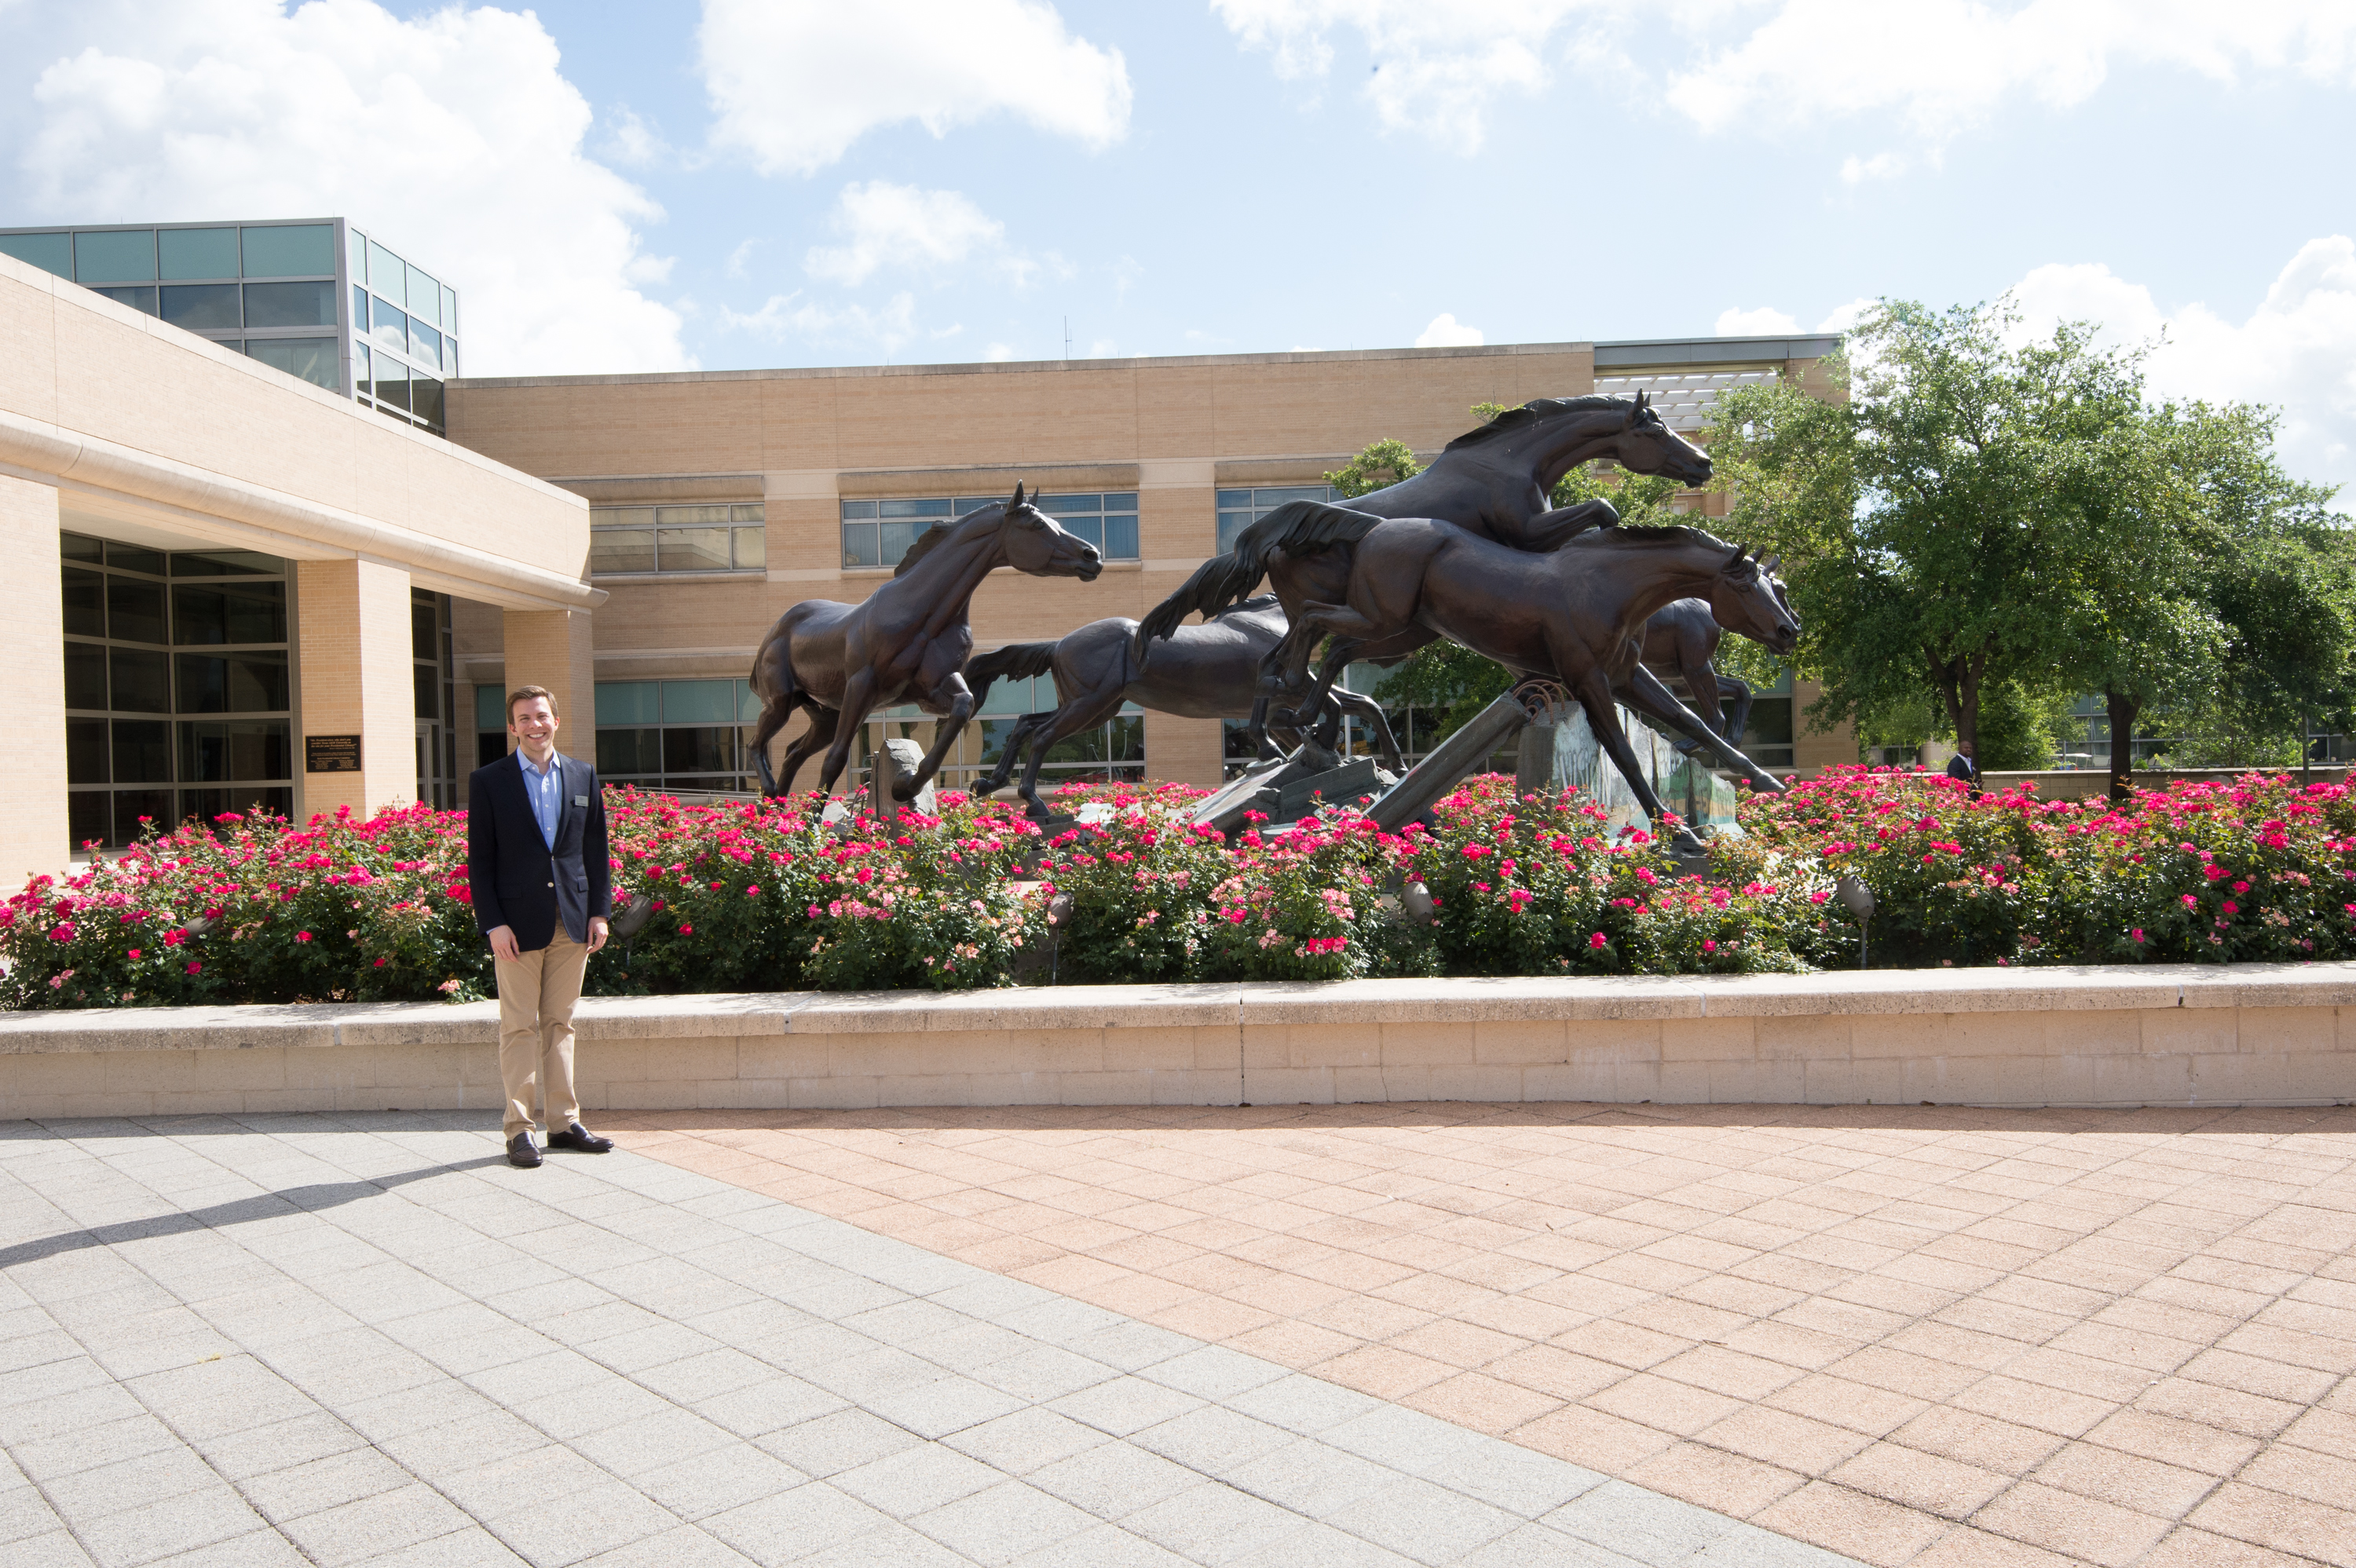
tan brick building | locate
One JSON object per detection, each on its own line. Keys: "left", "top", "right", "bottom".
{"left": 445, "top": 335, "right": 1853, "bottom": 799}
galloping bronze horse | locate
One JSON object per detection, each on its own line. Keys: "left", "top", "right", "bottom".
{"left": 1133, "top": 394, "right": 1714, "bottom": 755}
{"left": 964, "top": 596, "right": 1407, "bottom": 821}
{"left": 749, "top": 485, "right": 1103, "bottom": 802}
{"left": 1278, "top": 511, "right": 1801, "bottom": 850}
{"left": 1638, "top": 597, "right": 1761, "bottom": 749}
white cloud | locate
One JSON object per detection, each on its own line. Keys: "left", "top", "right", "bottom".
{"left": 804, "top": 182, "right": 1033, "bottom": 287}
{"left": 1414, "top": 312, "right": 1483, "bottom": 347}
{"left": 2002, "top": 240, "right": 2356, "bottom": 505}
{"left": 725, "top": 239, "right": 758, "bottom": 280}
{"left": 699, "top": 0, "right": 1132, "bottom": 177}
{"left": 1839, "top": 151, "right": 1907, "bottom": 184}
{"left": 1715, "top": 305, "right": 1801, "bottom": 335}
{"left": 1817, "top": 297, "right": 1875, "bottom": 332}
{"left": 9, "top": 0, "right": 688, "bottom": 376}
{"left": 602, "top": 107, "right": 668, "bottom": 168}
{"left": 1212, "top": 0, "right": 1601, "bottom": 153}
{"left": 721, "top": 289, "right": 922, "bottom": 356}
{"left": 1665, "top": 0, "right": 2356, "bottom": 141}
{"left": 985, "top": 342, "right": 1015, "bottom": 361}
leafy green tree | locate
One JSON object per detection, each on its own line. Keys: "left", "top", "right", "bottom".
{"left": 1323, "top": 437, "right": 1421, "bottom": 499}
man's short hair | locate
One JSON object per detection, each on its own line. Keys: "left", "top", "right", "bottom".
{"left": 507, "top": 685, "right": 558, "bottom": 721}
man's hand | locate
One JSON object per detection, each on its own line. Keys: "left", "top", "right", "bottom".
{"left": 486, "top": 924, "right": 521, "bottom": 962}
{"left": 587, "top": 916, "right": 611, "bottom": 955}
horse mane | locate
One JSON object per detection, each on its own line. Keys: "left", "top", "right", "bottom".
{"left": 1219, "top": 594, "right": 1282, "bottom": 616}
{"left": 1565, "top": 521, "right": 1732, "bottom": 553}
{"left": 893, "top": 502, "right": 1004, "bottom": 578}
{"left": 1443, "top": 395, "right": 1633, "bottom": 452}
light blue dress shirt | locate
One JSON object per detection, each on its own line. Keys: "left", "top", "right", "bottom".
{"left": 520, "top": 751, "right": 562, "bottom": 850}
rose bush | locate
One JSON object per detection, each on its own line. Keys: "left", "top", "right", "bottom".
{"left": 4, "top": 766, "right": 2351, "bottom": 1009}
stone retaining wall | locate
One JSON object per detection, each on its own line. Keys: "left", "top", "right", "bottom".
{"left": 4, "top": 966, "right": 2353, "bottom": 1119}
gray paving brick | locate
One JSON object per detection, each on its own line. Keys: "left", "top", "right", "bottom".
{"left": 569, "top": 1405, "right": 743, "bottom": 1479}
{"left": 756, "top": 1408, "right": 923, "bottom": 1478}
{"left": 5, "top": 1528, "right": 98, "bottom": 1567}
{"left": 434, "top": 1443, "right": 615, "bottom": 1522}
{"left": 44, "top": 1445, "right": 223, "bottom": 1526}
{"left": 1226, "top": 1524, "right": 1425, "bottom": 1566}
{"left": 1541, "top": 1482, "right": 1742, "bottom": 1568}
{"left": 1045, "top": 1376, "right": 1205, "bottom": 1438}
{"left": 910, "top": 1478, "right": 1100, "bottom": 1566}
{"left": 832, "top": 1441, "right": 1006, "bottom": 1517}
{"left": 348, "top": 1524, "right": 532, "bottom": 1566}
{"left": 576, "top": 1522, "right": 761, "bottom": 1567}
{"left": 704, "top": 1480, "right": 897, "bottom": 1567}
{"left": 690, "top": 1371, "right": 847, "bottom": 1438}
{"left": 239, "top": 1447, "right": 414, "bottom": 1524}
{"left": 630, "top": 1442, "right": 803, "bottom": 1521}
{"left": 1330, "top": 1475, "right": 1524, "bottom": 1566}
{"left": 514, "top": 1379, "right": 673, "bottom": 1441}
{"left": 966, "top": 1345, "right": 1118, "bottom": 1404}
{"left": 861, "top": 1370, "right": 1030, "bottom": 1439}
{"left": 0, "top": 1483, "right": 66, "bottom": 1547}
{"left": 1224, "top": 1374, "right": 1391, "bottom": 1438}
{"left": 1026, "top": 1439, "right": 1200, "bottom": 1519}
{"left": 9, "top": 1413, "right": 183, "bottom": 1481}
{"left": 942, "top": 1409, "right": 1109, "bottom": 1477}
{"left": 71, "top": 1483, "right": 267, "bottom": 1568}
{"left": 488, "top": 1482, "right": 683, "bottom": 1568}
{"left": 1006, "top": 1522, "right": 1195, "bottom": 1566}
{"left": 1417, "top": 1443, "right": 1604, "bottom": 1519}
{"left": 1319, "top": 1406, "right": 1494, "bottom": 1478}
{"left": 280, "top": 1484, "right": 476, "bottom": 1567}
{"left": 1118, "top": 1479, "right": 1308, "bottom": 1566}
{"left": 1129, "top": 1405, "right": 1298, "bottom": 1474}
{"left": 1462, "top": 1524, "right": 1648, "bottom": 1567}
{"left": 1221, "top": 1438, "right": 1396, "bottom": 1518}
{"left": 631, "top": 1347, "right": 774, "bottom": 1405}
{"left": 1137, "top": 1345, "right": 1290, "bottom": 1402}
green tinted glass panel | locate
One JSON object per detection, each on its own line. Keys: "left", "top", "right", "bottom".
{"left": 411, "top": 377, "right": 444, "bottom": 427}
{"left": 596, "top": 728, "right": 660, "bottom": 776}
{"left": 839, "top": 500, "right": 876, "bottom": 519}
{"left": 880, "top": 499, "right": 950, "bottom": 518}
{"left": 594, "top": 682, "right": 660, "bottom": 726}
{"left": 245, "top": 336, "right": 342, "bottom": 390}
{"left": 367, "top": 239, "right": 404, "bottom": 305}
{"left": 74, "top": 230, "right": 154, "bottom": 283}
{"left": 475, "top": 684, "right": 505, "bottom": 729}
{"left": 737, "top": 681, "right": 763, "bottom": 722}
{"left": 441, "top": 285, "right": 456, "bottom": 334}
{"left": 240, "top": 225, "right": 332, "bottom": 277}
{"left": 158, "top": 228, "right": 239, "bottom": 280}
{"left": 346, "top": 225, "right": 367, "bottom": 283}
{"left": 243, "top": 280, "right": 336, "bottom": 328}
{"left": 161, "top": 284, "right": 240, "bottom": 330}
{"left": 406, "top": 264, "right": 438, "bottom": 325}
{"left": 93, "top": 286, "right": 156, "bottom": 316}
{"left": 661, "top": 680, "right": 737, "bottom": 723}
{"left": 0, "top": 232, "right": 73, "bottom": 279}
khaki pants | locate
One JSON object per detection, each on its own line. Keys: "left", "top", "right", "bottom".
{"left": 496, "top": 929, "right": 589, "bottom": 1139}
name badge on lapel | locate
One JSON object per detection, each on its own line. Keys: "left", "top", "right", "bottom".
{"left": 572, "top": 794, "right": 589, "bottom": 808}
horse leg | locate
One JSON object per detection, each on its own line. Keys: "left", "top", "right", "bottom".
{"left": 1324, "top": 679, "right": 1404, "bottom": 773}
{"left": 1682, "top": 656, "right": 1725, "bottom": 738}
{"left": 1568, "top": 667, "right": 1707, "bottom": 853}
{"left": 1297, "top": 638, "right": 1363, "bottom": 747}
{"left": 901, "top": 676, "right": 974, "bottom": 800}
{"left": 1247, "top": 689, "right": 1282, "bottom": 762}
{"left": 1719, "top": 676, "right": 1753, "bottom": 748}
{"left": 1619, "top": 665, "right": 1783, "bottom": 794}
{"left": 1015, "top": 689, "right": 1125, "bottom": 821}
{"left": 770, "top": 705, "right": 838, "bottom": 799}
{"left": 815, "top": 669, "right": 880, "bottom": 799}
{"left": 979, "top": 711, "right": 1047, "bottom": 795}
{"left": 748, "top": 688, "right": 802, "bottom": 797}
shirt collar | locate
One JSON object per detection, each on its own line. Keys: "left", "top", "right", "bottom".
{"left": 518, "top": 750, "right": 559, "bottom": 780}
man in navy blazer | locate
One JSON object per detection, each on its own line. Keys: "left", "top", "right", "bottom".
{"left": 467, "top": 685, "right": 616, "bottom": 1169}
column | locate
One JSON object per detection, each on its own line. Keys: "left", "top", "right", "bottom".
{"left": 1145, "top": 711, "right": 1226, "bottom": 791}
{"left": 500, "top": 609, "right": 597, "bottom": 758}
{"left": 0, "top": 477, "right": 68, "bottom": 884}
{"left": 295, "top": 558, "right": 415, "bottom": 819}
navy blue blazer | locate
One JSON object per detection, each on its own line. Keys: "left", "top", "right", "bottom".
{"left": 466, "top": 750, "right": 612, "bottom": 952}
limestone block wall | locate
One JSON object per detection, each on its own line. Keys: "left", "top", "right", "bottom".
{"left": 3, "top": 967, "right": 2352, "bottom": 1120}
{"left": 0, "top": 474, "right": 67, "bottom": 883}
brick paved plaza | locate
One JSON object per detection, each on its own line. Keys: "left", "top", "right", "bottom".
{"left": 1, "top": 1103, "right": 2348, "bottom": 1566}
{"left": 612, "top": 1102, "right": 2356, "bottom": 1567}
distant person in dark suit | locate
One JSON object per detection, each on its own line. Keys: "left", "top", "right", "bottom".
{"left": 1945, "top": 739, "right": 1983, "bottom": 797}
{"left": 466, "top": 685, "right": 616, "bottom": 1170}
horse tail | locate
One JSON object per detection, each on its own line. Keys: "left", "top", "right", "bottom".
{"left": 965, "top": 641, "right": 1061, "bottom": 712}
{"left": 1132, "top": 500, "right": 1386, "bottom": 657}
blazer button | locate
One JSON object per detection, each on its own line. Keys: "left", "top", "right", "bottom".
{"left": 547, "top": 882, "right": 555, "bottom": 889}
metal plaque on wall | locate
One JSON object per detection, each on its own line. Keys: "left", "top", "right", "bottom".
{"left": 305, "top": 735, "right": 362, "bottom": 773}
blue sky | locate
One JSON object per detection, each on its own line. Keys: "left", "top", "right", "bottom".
{"left": 2, "top": 1, "right": 2351, "bottom": 495}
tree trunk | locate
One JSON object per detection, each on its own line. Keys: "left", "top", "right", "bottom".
{"left": 1959, "top": 651, "right": 1986, "bottom": 752}
{"left": 2105, "top": 689, "right": 2139, "bottom": 802}
{"left": 1927, "top": 649, "right": 1967, "bottom": 751}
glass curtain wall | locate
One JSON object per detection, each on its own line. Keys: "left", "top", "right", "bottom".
{"left": 1215, "top": 485, "right": 1341, "bottom": 554}
{"left": 840, "top": 494, "right": 1140, "bottom": 569}
{"left": 412, "top": 589, "right": 456, "bottom": 809}
{"left": 587, "top": 505, "right": 766, "bottom": 576}
{"left": 592, "top": 680, "right": 766, "bottom": 794}
{"left": 62, "top": 532, "right": 294, "bottom": 850}
{"left": 348, "top": 225, "right": 457, "bottom": 435}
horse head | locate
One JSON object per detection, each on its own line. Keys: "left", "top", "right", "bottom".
{"left": 1710, "top": 543, "right": 1800, "bottom": 656}
{"left": 1605, "top": 391, "right": 1714, "bottom": 487}
{"left": 1001, "top": 482, "right": 1103, "bottom": 581}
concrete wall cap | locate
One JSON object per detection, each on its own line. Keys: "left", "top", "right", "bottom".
{"left": 785, "top": 983, "right": 1243, "bottom": 1033}
{"left": 0, "top": 1002, "right": 342, "bottom": 1054}
{"left": 1692, "top": 966, "right": 2198, "bottom": 1016}
{"left": 1235, "top": 975, "right": 1706, "bottom": 1023}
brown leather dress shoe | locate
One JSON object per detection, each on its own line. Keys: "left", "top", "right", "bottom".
{"left": 546, "top": 1122, "right": 614, "bottom": 1153}
{"left": 507, "top": 1131, "right": 542, "bottom": 1168}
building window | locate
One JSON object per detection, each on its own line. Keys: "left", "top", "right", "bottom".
{"left": 62, "top": 532, "right": 294, "bottom": 850}
{"left": 839, "top": 492, "right": 1140, "bottom": 570}
{"left": 920, "top": 670, "right": 1143, "bottom": 790}
{"left": 412, "top": 589, "right": 456, "bottom": 809}
{"left": 1215, "top": 485, "right": 1339, "bottom": 553}
{"left": 349, "top": 225, "right": 456, "bottom": 435}
{"left": 588, "top": 505, "right": 766, "bottom": 576}
{"left": 590, "top": 679, "right": 766, "bottom": 794}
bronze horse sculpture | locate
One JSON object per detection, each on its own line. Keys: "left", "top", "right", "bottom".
{"left": 1275, "top": 510, "right": 1801, "bottom": 850}
{"left": 1134, "top": 393, "right": 1714, "bottom": 756}
{"left": 964, "top": 596, "right": 1407, "bottom": 821}
{"left": 749, "top": 485, "right": 1103, "bottom": 802}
